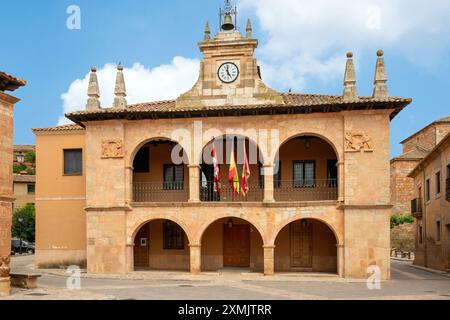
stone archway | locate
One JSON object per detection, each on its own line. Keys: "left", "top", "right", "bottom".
{"left": 274, "top": 218, "right": 338, "bottom": 274}
{"left": 199, "top": 217, "right": 264, "bottom": 272}
{"left": 132, "top": 219, "right": 190, "bottom": 271}
{"left": 199, "top": 135, "right": 265, "bottom": 202}
{"left": 130, "top": 138, "right": 190, "bottom": 203}
{"left": 272, "top": 134, "right": 340, "bottom": 202}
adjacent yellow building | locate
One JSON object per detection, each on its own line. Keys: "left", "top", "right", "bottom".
{"left": 33, "top": 5, "right": 411, "bottom": 279}
{"left": 12, "top": 175, "right": 35, "bottom": 210}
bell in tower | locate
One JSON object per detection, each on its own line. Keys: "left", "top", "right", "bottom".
{"left": 222, "top": 13, "right": 234, "bottom": 31}
{"left": 220, "top": 0, "right": 236, "bottom": 31}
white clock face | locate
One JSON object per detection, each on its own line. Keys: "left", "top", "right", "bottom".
{"left": 218, "top": 62, "right": 239, "bottom": 84}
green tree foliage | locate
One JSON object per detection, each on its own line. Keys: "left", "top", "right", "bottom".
{"left": 390, "top": 214, "right": 415, "bottom": 229}
{"left": 25, "top": 151, "right": 36, "bottom": 163}
{"left": 13, "top": 164, "right": 27, "bottom": 174}
{"left": 12, "top": 204, "right": 35, "bottom": 242}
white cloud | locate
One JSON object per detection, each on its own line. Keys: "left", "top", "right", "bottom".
{"left": 240, "top": 0, "right": 450, "bottom": 90}
{"left": 59, "top": 57, "right": 200, "bottom": 125}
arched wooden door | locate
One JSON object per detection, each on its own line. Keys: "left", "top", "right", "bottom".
{"left": 223, "top": 223, "right": 250, "bottom": 267}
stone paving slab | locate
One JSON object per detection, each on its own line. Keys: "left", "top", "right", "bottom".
{"left": 1, "top": 286, "right": 114, "bottom": 300}
{"left": 38, "top": 268, "right": 359, "bottom": 283}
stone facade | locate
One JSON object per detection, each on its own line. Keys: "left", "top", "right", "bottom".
{"left": 391, "top": 222, "right": 415, "bottom": 252}
{"left": 34, "top": 10, "right": 412, "bottom": 281}
{"left": 391, "top": 159, "right": 420, "bottom": 215}
{"left": 409, "top": 133, "right": 450, "bottom": 272}
{"left": 35, "top": 108, "right": 401, "bottom": 280}
{"left": 0, "top": 72, "right": 26, "bottom": 297}
{"left": 391, "top": 117, "right": 450, "bottom": 216}
{"left": 390, "top": 118, "right": 450, "bottom": 256}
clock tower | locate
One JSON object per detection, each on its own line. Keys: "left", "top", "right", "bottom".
{"left": 176, "top": 1, "right": 283, "bottom": 109}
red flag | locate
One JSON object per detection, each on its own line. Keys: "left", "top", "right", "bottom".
{"left": 228, "top": 147, "right": 240, "bottom": 197}
{"left": 212, "top": 141, "right": 221, "bottom": 192}
{"left": 241, "top": 144, "right": 251, "bottom": 196}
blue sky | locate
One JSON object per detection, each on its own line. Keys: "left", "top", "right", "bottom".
{"left": 1, "top": 0, "right": 450, "bottom": 157}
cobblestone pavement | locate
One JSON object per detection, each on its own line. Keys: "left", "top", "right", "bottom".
{"left": 2, "top": 255, "right": 449, "bottom": 300}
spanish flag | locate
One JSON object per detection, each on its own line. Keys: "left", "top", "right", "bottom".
{"left": 241, "top": 144, "right": 251, "bottom": 196}
{"left": 228, "top": 148, "right": 240, "bottom": 197}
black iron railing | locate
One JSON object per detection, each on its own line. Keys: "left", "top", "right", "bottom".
{"left": 273, "top": 179, "right": 338, "bottom": 202}
{"left": 134, "top": 179, "right": 338, "bottom": 203}
{"left": 133, "top": 182, "right": 188, "bottom": 202}
{"left": 200, "top": 181, "right": 263, "bottom": 202}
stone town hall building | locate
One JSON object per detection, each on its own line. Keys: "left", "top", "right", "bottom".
{"left": 34, "top": 4, "right": 411, "bottom": 279}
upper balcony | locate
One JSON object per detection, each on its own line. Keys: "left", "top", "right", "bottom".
{"left": 131, "top": 135, "right": 340, "bottom": 205}
{"left": 411, "top": 198, "right": 423, "bottom": 218}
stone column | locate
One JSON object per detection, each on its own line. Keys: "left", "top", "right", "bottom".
{"left": 263, "top": 165, "right": 275, "bottom": 203}
{"left": 337, "top": 244, "right": 345, "bottom": 278}
{"left": 125, "top": 166, "right": 133, "bottom": 203}
{"left": 125, "top": 243, "right": 134, "bottom": 273}
{"left": 189, "top": 244, "right": 202, "bottom": 275}
{"left": 0, "top": 92, "right": 18, "bottom": 297}
{"left": 263, "top": 245, "right": 275, "bottom": 276}
{"left": 188, "top": 165, "right": 200, "bottom": 203}
{"left": 337, "top": 161, "right": 345, "bottom": 202}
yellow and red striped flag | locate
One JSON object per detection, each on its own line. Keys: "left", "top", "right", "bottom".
{"left": 241, "top": 144, "right": 251, "bottom": 196}
{"left": 228, "top": 148, "right": 240, "bottom": 197}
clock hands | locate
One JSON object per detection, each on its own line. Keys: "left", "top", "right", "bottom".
{"left": 226, "top": 65, "right": 231, "bottom": 78}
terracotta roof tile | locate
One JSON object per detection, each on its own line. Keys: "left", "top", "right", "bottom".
{"left": 32, "top": 123, "right": 84, "bottom": 133}
{"left": 64, "top": 93, "right": 412, "bottom": 123}
{"left": 438, "top": 116, "right": 450, "bottom": 122}
{"left": 0, "top": 71, "right": 27, "bottom": 92}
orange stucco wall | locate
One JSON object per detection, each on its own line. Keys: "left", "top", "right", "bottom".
{"left": 35, "top": 130, "right": 87, "bottom": 267}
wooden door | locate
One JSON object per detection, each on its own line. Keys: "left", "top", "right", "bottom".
{"left": 223, "top": 224, "right": 250, "bottom": 267}
{"left": 291, "top": 221, "right": 313, "bottom": 268}
{"left": 134, "top": 223, "right": 150, "bottom": 268}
